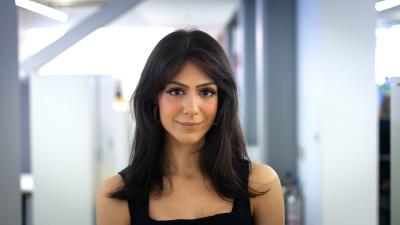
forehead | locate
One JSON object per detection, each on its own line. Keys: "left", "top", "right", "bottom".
{"left": 169, "top": 61, "right": 214, "bottom": 85}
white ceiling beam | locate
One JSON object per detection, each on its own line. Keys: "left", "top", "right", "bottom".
{"left": 21, "top": 0, "right": 144, "bottom": 73}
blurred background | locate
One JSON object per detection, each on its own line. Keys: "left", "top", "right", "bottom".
{"left": 0, "top": 0, "right": 399, "bottom": 225}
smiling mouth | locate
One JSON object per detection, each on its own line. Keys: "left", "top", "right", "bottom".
{"left": 177, "top": 121, "right": 204, "bottom": 129}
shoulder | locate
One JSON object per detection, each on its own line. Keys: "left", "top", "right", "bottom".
{"left": 96, "top": 175, "right": 130, "bottom": 225}
{"left": 98, "top": 174, "right": 124, "bottom": 192}
{"left": 248, "top": 162, "right": 285, "bottom": 225}
{"left": 248, "top": 162, "right": 279, "bottom": 189}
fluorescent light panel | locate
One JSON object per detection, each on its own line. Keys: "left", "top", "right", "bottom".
{"left": 15, "top": 0, "right": 68, "bottom": 22}
{"left": 375, "top": 0, "right": 400, "bottom": 12}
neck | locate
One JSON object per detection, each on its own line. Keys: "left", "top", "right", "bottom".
{"left": 163, "top": 135, "right": 204, "bottom": 178}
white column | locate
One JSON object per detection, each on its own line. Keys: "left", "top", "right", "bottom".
{"left": 297, "top": 0, "right": 377, "bottom": 225}
{"left": 30, "top": 75, "right": 115, "bottom": 225}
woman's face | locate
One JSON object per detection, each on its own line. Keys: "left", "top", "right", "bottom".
{"left": 157, "top": 60, "right": 218, "bottom": 147}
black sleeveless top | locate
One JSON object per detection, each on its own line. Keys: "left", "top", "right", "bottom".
{"left": 119, "top": 160, "right": 254, "bottom": 225}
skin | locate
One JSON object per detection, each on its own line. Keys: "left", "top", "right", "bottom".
{"left": 96, "top": 61, "right": 285, "bottom": 225}
{"left": 156, "top": 60, "right": 218, "bottom": 177}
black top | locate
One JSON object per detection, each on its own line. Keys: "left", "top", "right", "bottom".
{"left": 119, "top": 160, "right": 254, "bottom": 225}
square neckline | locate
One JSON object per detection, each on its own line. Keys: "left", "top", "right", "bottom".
{"left": 145, "top": 195, "right": 238, "bottom": 223}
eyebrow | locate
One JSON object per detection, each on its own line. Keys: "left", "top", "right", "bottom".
{"left": 167, "top": 80, "right": 217, "bottom": 88}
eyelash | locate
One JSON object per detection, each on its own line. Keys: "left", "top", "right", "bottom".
{"left": 165, "top": 88, "right": 217, "bottom": 97}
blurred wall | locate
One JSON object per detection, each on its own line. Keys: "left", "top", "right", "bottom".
{"left": 254, "top": 0, "right": 297, "bottom": 177}
{"left": 30, "top": 75, "right": 115, "bottom": 225}
{"left": 297, "top": 0, "right": 377, "bottom": 225}
{"left": 0, "top": 1, "right": 22, "bottom": 224}
{"left": 391, "top": 77, "right": 400, "bottom": 225}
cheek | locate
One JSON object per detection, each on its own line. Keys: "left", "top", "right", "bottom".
{"left": 158, "top": 95, "right": 181, "bottom": 118}
{"left": 201, "top": 98, "right": 218, "bottom": 119}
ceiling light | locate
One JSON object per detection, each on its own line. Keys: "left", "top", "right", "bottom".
{"left": 15, "top": 0, "right": 68, "bottom": 22}
{"left": 375, "top": 0, "right": 400, "bottom": 12}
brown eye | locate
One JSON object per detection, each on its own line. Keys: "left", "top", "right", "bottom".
{"left": 166, "top": 88, "right": 185, "bottom": 96}
{"left": 200, "top": 89, "right": 216, "bottom": 97}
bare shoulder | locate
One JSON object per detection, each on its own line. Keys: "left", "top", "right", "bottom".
{"left": 97, "top": 175, "right": 124, "bottom": 196}
{"left": 248, "top": 162, "right": 280, "bottom": 191}
{"left": 96, "top": 175, "right": 130, "bottom": 225}
{"left": 248, "top": 162, "right": 285, "bottom": 225}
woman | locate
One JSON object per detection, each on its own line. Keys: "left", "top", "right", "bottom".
{"left": 96, "top": 29, "right": 284, "bottom": 225}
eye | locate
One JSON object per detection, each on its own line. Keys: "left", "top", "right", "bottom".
{"left": 166, "top": 88, "right": 185, "bottom": 96}
{"left": 199, "top": 89, "right": 217, "bottom": 97}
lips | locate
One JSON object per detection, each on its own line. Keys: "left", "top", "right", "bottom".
{"left": 177, "top": 121, "right": 204, "bottom": 129}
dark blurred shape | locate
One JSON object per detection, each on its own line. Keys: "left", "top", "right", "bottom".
{"left": 379, "top": 95, "right": 390, "bottom": 225}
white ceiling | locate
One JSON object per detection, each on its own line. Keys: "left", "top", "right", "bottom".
{"left": 28, "top": 0, "right": 400, "bottom": 29}
{"left": 112, "top": 0, "right": 238, "bottom": 28}
{"left": 377, "top": 5, "right": 400, "bottom": 27}
{"left": 18, "top": 0, "right": 239, "bottom": 85}
{"left": 36, "top": 0, "right": 105, "bottom": 7}
{"left": 27, "top": 0, "right": 239, "bottom": 30}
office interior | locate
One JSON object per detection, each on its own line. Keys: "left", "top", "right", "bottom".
{"left": 0, "top": 0, "right": 399, "bottom": 225}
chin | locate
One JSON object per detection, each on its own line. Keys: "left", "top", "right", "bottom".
{"left": 175, "top": 135, "right": 204, "bottom": 146}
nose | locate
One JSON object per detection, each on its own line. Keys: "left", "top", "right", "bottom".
{"left": 183, "top": 94, "right": 199, "bottom": 116}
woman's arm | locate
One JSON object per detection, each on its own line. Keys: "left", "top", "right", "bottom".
{"left": 249, "top": 162, "right": 285, "bottom": 225}
{"left": 96, "top": 175, "right": 130, "bottom": 225}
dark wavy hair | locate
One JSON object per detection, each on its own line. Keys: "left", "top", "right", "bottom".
{"left": 110, "top": 29, "right": 261, "bottom": 201}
